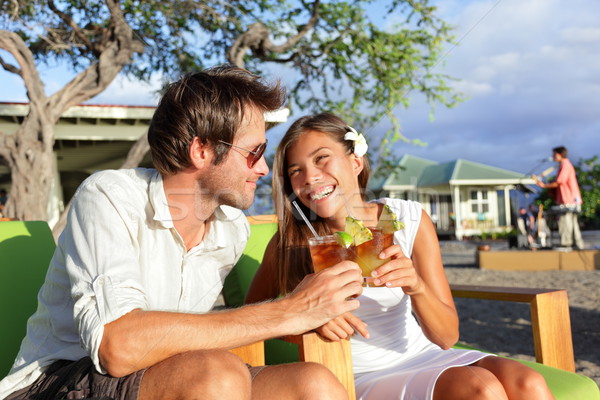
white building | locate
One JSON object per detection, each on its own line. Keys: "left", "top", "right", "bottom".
{"left": 371, "top": 154, "right": 536, "bottom": 239}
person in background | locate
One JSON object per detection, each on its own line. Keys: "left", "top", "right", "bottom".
{"left": 0, "top": 188, "right": 7, "bottom": 216}
{"left": 517, "top": 207, "right": 535, "bottom": 248}
{"left": 534, "top": 146, "right": 584, "bottom": 249}
{"left": 0, "top": 66, "right": 362, "bottom": 400}
{"left": 247, "top": 112, "right": 554, "bottom": 400}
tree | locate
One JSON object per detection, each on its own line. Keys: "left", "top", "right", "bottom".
{"left": 534, "top": 156, "right": 600, "bottom": 229}
{"left": 575, "top": 156, "right": 600, "bottom": 229}
{"left": 0, "top": 0, "right": 460, "bottom": 223}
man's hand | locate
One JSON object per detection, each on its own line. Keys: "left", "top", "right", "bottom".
{"left": 282, "top": 261, "right": 363, "bottom": 335}
{"left": 532, "top": 174, "right": 545, "bottom": 188}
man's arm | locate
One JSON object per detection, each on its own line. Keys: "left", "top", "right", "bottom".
{"left": 99, "top": 262, "right": 362, "bottom": 377}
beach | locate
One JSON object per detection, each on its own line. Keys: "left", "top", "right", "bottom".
{"left": 441, "top": 232, "right": 600, "bottom": 387}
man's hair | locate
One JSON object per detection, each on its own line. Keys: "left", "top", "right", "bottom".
{"left": 148, "top": 64, "right": 286, "bottom": 175}
{"left": 552, "top": 146, "right": 568, "bottom": 158}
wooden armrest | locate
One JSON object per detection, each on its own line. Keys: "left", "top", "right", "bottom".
{"left": 282, "top": 333, "right": 356, "bottom": 400}
{"left": 229, "top": 341, "right": 265, "bottom": 366}
{"left": 450, "top": 284, "right": 575, "bottom": 372}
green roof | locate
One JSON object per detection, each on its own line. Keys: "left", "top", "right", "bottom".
{"left": 383, "top": 155, "right": 438, "bottom": 187}
{"left": 382, "top": 155, "right": 531, "bottom": 189}
{"left": 450, "top": 159, "right": 527, "bottom": 181}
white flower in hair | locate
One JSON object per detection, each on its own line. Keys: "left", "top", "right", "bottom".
{"left": 344, "top": 126, "right": 368, "bottom": 157}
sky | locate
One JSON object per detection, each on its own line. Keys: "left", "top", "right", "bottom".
{"left": 1, "top": 0, "right": 599, "bottom": 178}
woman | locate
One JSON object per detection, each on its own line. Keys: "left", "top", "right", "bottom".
{"left": 246, "top": 113, "right": 554, "bottom": 399}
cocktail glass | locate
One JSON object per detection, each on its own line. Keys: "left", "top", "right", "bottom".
{"left": 308, "top": 235, "right": 353, "bottom": 273}
{"left": 354, "top": 228, "right": 394, "bottom": 286}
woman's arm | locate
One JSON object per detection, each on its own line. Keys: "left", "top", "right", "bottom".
{"left": 245, "top": 236, "right": 281, "bottom": 304}
{"left": 409, "top": 211, "right": 459, "bottom": 348}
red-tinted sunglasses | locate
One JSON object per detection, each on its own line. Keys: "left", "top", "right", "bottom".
{"left": 218, "top": 139, "right": 268, "bottom": 168}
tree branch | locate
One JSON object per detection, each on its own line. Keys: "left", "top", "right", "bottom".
{"left": 0, "top": 30, "right": 46, "bottom": 105}
{"left": 47, "top": 0, "right": 94, "bottom": 51}
{"left": 0, "top": 54, "right": 21, "bottom": 75}
{"left": 226, "top": 0, "right": 320, "bottom": 68}
{"left": 263, "top": 0, "right": 320, "bottom": 54}
{"left": 47, "top": 0, "right": 144, "bottom": 118}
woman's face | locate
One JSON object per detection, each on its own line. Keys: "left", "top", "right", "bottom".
{"left": 285, "top": 130, "right": 363, "bottom": 220}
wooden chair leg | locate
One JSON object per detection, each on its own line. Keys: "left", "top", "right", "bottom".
{"left": 530, "top": 289, "right": 575, "bottom": 371}
{"left": 229, "top": 341, "right": 265, "bottom": 366}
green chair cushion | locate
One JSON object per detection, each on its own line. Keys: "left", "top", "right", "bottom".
{"left": 0, "top": 221, "right": 56, "bottom": 378}
{"left": 223, "top": 222, "right": 277, "bottom": 307}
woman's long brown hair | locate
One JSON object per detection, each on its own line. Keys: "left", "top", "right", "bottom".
{"left": 272, "top": 112, "right": 371, "bottom": 294}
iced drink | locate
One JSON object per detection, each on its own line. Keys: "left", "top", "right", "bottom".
{"left": 355, "top": 228, "right": 394, "bottom": 286}
{"left": 308, "top": 235, "right": 353, "bottom": 273}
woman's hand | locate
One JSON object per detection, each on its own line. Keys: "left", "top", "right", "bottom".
{"left": 371, "top": 244, "right": 425, "bottom": 296}
{"left": 316, "top": 312, "right": 369, "bottom": 341}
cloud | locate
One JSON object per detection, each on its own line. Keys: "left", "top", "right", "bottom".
{"left": 86, "top": 74, "right": 163, "bottom": 106}
{"left": 561, "top": 27, "right": 600, "bottom": 43}
{"left": 453, "top": 80, "right": 494, "bottom": 97}
{"left": 393, "top": 0, "right": 600, "bottom": 175}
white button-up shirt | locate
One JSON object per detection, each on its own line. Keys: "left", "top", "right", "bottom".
{"left": 0, "top": 168, "right": 250, "bottom": 398}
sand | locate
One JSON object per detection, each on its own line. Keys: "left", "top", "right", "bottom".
{"left": 440, "top": 232, "right": 600, "bottom": 387}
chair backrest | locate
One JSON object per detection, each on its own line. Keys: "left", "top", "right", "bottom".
{"left": 0, "top": 221, "right": 56, "bottom": 377}
{"left": 223, "top": 222, "right": 277, "bottom": 307}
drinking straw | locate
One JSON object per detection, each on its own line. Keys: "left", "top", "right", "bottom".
{"left": 292, "top": 201, "right": 321, "bottom": 239}
{"left": 344, "top": 200, "right": 354, "bottom": 219}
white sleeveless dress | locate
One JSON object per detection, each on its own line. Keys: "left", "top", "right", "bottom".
{"left": 351, "top": 198, "right": 493, "bottom": 400}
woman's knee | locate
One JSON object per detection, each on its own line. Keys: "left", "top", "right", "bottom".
{"left": 511, "top": 368, "right": 552, "bottom": 397}
{"left": 476, "top": 356, "right": 553, "bottom": 399}
{"left": 435, "top": 366, "right": 507, "bottom": 400}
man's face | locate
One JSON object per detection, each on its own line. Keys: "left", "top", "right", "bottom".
{"left": 198, "top": 105, "right": 269, "bottom": 210}
{"left": 553, "top": 152, "right": 562, "bottom": 162}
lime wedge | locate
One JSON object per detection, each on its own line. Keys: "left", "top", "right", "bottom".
{"left": 376, "top": 204, "right": 405, "bottom": 234}
{"left": 345, "top": 216, "right": 373, "bottom": 246}
{"left": 334, "top": 231, "right": 353, "bottom": 248}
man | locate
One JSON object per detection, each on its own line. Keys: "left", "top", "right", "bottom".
{"left": 0, "top": 65, "right": 363, "bottom": 399}
{"left": 534, "top": 146, "right": 584, "bottom": 249}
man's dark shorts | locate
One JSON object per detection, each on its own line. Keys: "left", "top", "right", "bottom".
{"left": 6, "top": 357, "right": 265, "bottom": 399}
{"left": 4, "top": 357, "right": 145, "bottom": 400}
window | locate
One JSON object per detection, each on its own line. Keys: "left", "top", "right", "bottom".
{"left": 469, "top": 190, "right": 490, "bottom": 215}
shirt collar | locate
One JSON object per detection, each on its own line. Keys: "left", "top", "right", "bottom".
{"left": 149, "top": 171, "right": 174, "bottom": 229}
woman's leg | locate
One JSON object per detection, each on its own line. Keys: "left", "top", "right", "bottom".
{"left": 434, "top": 365, "right": 508, "bottom": 400}
{"left": 474, "top": 357, "right": 555, "bottom": 400}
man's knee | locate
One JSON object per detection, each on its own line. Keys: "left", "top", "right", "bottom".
{"left": 186, "top": 351, "right": 251, "bottom": 397}
{"left": 141, "top": 350, "right": 251, "bottom": 400}
{"left": 289, "top": 362, "right": 347, "bottom": 399}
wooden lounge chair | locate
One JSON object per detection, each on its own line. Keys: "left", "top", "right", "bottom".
{"left": 2, "top": 220, "right": 598, "bottom": 400}
{"left": 222, "top": 216, "right": 600, "bottom": 400}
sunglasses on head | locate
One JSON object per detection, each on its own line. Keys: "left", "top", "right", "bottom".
{"left": 218, "top": 139, "right": 268, "bottom": 168}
